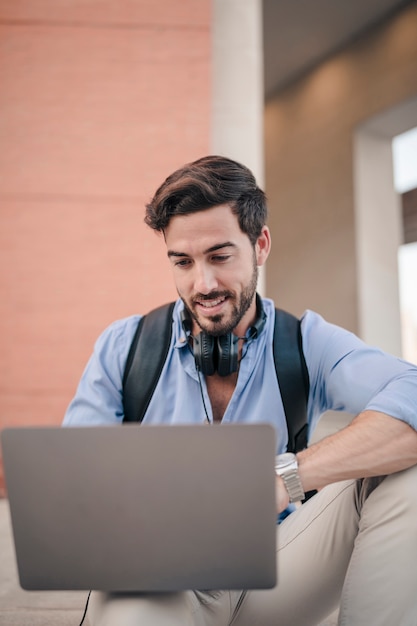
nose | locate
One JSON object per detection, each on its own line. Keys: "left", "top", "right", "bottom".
{"left": 193, "top": 263, "right": 218, "bottom": 295}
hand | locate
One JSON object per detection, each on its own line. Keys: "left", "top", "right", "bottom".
{"left": 275, "top": 474, "right": 290, "bottom": 514}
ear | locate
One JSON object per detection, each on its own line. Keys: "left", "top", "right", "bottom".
{"left": 255, "top": 226, "right": 271, "bottom": 266}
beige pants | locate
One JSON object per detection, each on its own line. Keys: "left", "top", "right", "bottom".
{"left": 88, "top": 464, "right": 417, "bottom": 626}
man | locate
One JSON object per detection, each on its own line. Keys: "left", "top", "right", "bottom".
{"left": 64, "top": 155, "right": 417, "bottom": 626}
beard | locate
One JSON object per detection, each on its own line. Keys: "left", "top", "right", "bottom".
{"left": 181, "top": 256, "right": 259, "bottom": 337}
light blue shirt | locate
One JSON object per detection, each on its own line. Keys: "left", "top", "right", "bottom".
{"left": 63, "top": 298, "right": 417, "bottom": 452}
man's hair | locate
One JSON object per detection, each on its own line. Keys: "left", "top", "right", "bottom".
{"left": 144, "top": 155, "right": 267, "bottom": 245}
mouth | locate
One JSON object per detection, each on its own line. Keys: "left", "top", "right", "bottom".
{"left": 193, "top": 294, "right": 229, "bottom": 317}
{"left": 196, "top": 297, "right": 225, "bottom": 308}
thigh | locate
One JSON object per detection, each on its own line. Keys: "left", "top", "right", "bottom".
{"left": 232, "top": 480, "right": 360, "bottom": 626}
{"left": 339, "top": 465, "right": 417, "bottom": 626}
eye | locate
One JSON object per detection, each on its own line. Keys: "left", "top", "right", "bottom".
{"left": 211, "top": 254, "right": 230, "bottom": 263}
{"left": 174, "top": 258, "right": 192, "bottom": 268}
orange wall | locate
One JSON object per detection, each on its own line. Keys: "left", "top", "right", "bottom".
{"left": 0, "top": 0, "right": 211, "bottom": 495}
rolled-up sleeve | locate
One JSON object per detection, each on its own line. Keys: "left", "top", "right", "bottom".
{"left": 302, "top": 310, "right": 417, "bottom": 432}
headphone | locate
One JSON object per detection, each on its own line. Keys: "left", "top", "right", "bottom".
{"left": 181, "top": 296, "right": 266, "bottom": 377}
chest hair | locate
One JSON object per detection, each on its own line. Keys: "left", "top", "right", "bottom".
{"left": 205, "top": 372, "right": 238, "bottom": 422}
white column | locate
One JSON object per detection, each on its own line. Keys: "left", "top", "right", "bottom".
{"left": 211, "top": 0, "right": 266, "bottom": 293}
{"left": 353, "top": 129, "right": 403, "bottom": 355}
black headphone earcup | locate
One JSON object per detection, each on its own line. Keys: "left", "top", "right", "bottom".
{"left": 193, "top": 330, "right": 238, "bottom": 377}
{"left": 194, "top": 332, "right": 216, "bottom": 376}
{"left": 217, "top": 334, "right": 238, "bottom": 377}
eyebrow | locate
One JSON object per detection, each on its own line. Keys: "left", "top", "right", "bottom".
{"left": 167, "top": 241, "right": 237, "bottom": 259}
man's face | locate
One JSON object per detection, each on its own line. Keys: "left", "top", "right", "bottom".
{"left": 165, "top": 204, "right": 270, "bottom": 337}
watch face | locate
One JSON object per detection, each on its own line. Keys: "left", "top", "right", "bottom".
{"left": 275, "top": 452, "right": 295, "bottom": 471}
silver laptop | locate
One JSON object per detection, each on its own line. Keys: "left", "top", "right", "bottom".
{"left": 1, "top": 423, "right": 277, "bottom": 592}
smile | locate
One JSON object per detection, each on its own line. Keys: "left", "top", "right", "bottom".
{"left": 196, "top": 298, "right": 226, "bottom": 309}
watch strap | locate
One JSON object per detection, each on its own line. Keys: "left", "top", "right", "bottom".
{"left": 275, "top": 454, "right": 305, "bottom": 503}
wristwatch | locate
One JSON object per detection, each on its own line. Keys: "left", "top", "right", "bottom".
{"left": 275, "top": 453, "right": 305, "bottom": 503}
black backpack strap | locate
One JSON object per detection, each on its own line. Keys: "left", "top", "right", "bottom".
{"left": 122, "top": 302, "right": 175, "bottom": 423}
{"left": 273, "top": 309, "right": 310, "bottom": 454}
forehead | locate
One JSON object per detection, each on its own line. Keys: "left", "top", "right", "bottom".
{"left": 164, "top": 204, "right": 247, "bottom": 251}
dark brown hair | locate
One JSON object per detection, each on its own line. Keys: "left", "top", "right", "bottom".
{"left": 145, "top": 155, "right": 267, "bottom": 245}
